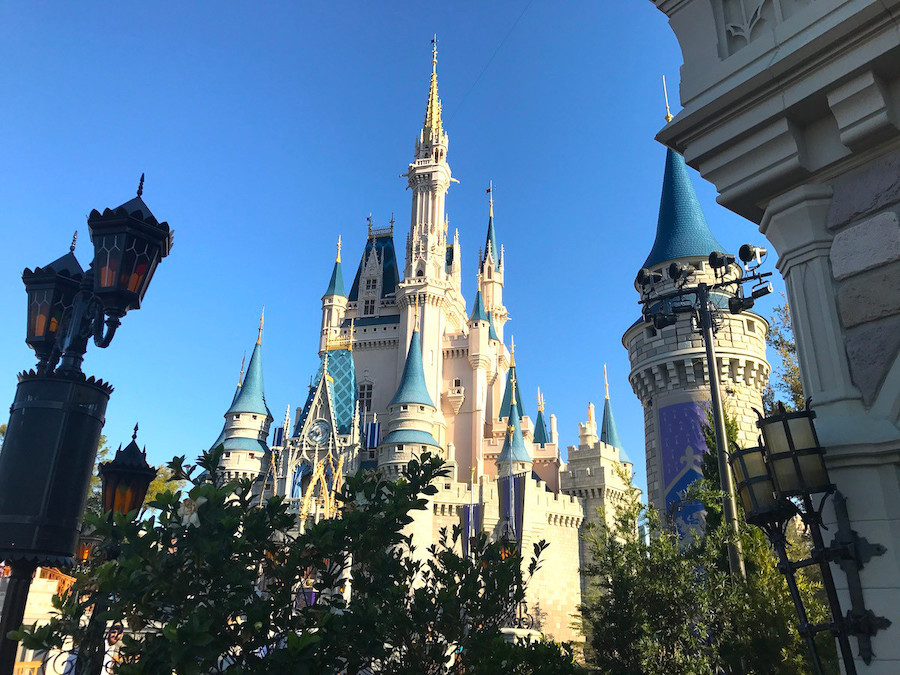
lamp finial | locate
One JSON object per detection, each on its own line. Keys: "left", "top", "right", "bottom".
{"left": 137, "top": 173, "right": 145, "bottom": 198}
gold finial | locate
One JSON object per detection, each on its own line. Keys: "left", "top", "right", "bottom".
{"left": 389, "top": 212, "right": 395, "bottom": 228}
{"left": 537, "top": 387, "right": 545, "bottom": 413}
{"left": 257, "top": 307, "right": 265, "bottom": 345}
{"left": 487, "top": 181, "right": 494, "bottom": 218}
{"left": 432, "top": 34, "right": 438, "bottom": 68}
{"left": 476, "top": 270, "right": 483, "bottom": 287}
{"left": 70, "top": 231, "right": 78, "bottom": 253}
{"left": 663, "top": 75, "right": 674, "bottom": 123}
{"left": 349, "top": 317, "right": 355, "bottom": 352}
{"left": 424, "top": 36, "right": 443, "bottom": 138}
{"left": 470, "top": 465, "right": 476, "bottom": 483}
{"left": 509, "top": 335, "right": 516, "bottom": 366}
{"left": 413, "top": 294, "right": 420, "bottom": 328}
{"left": 588, "top": 402, "right": 596, "bottom": 424}
{"left": 137, "top": 173, "right": 145, "bottom": 198}
{"left": 336, "top": 235, "right": 342, "bottom": 263}
{"left": 604, "top": 363, "right": 610, "bottom": 400}
{"left": 238, "top": 352, "right": 246, "bottom": 386}
{"left": 367, "top": 213, "right": 373, "bottom": 237}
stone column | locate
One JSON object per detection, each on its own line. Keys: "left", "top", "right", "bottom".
{"left": 761, "top": 183, "right": 900, "bottom": 671}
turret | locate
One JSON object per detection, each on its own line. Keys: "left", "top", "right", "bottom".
{"left": 217, "top": 312, "right": 274, "bottom": 485}
{"left": 624, "top": 148, "right": 769, "bottom": 515}
{"left": 496, "top": 382, "right": 531, "bottom": 477}
{"left": 533, "top": 388, "right": 549, "bottom": 447}
{"left": 379, "top": 313, "right": 441, "bottom": 478}
{"left": 479, "top": 185, "right": 507, "bottom": 339}
{"left": 467, "top": 282, "right": 491, "bottom": 365}
{"left": 499, "top": 338, "right": 525, "bottom": 420}
{"left": 320, "top": 237, "right": 347, "bottom": 353}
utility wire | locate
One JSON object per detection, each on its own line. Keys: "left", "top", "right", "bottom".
{"left": 446, "top": 0, "right": 535, "bottom": 124}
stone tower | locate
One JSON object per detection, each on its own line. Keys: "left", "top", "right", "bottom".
{"left": 622, "top": 148, "right": 770, "bottom": 520}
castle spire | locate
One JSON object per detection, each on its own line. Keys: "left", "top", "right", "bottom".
{"left": 257, "top": 307, "right": 265, "bottom": 345}
{"left": 390, "top": 322, "right": 434, "bottom": 407}
{"left": 482, "top": 183, "right": 500, "bottom": 270}
{"left": 325, "top": 237, "right": 345, "bottom": 297}
{"left": 499, "top": 338, "right": 525, "bottom": 420}
{"left": 423, "top": 35, "right": 443, "bottom": 144}
{"left": 533, "top": 388, "right": 549, "bottom": 447}
{"left": 600, "top": 371, "right": 626, "bottom": 460}
{"left": 228, "top": 320, "right": 271, "bottom": 418}
{"left": 497, "top": 382, "right": 531, "bottom": 466}
{"left": 642, "top": 148, "right": 724, "bottom": 269}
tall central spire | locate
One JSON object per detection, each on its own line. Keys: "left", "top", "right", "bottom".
{"left": 423, "top": 35, "right": 443, "bottom": 146}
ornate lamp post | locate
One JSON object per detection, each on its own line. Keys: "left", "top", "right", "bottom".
{"left": 0, "top": 180, "right": 171, "bottom": 675}
{"left": 636, "top": 243, "right": 773, "bottom": 578}
{"left": 75, "top": 426, "right": 156, "bottom": 675}
{"left": 730, "top": 402, "right": 891, "bottom": 673}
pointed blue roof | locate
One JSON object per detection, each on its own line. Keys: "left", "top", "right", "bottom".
{"left": 642, "top": 149, "right": 725, "bottom": 269}
{"left": 483, "top": 213, "right": 500, "bottom": 270}
{"left": 497, "top": 396, "right": 530, "bottom": 465}
{"left": 469, "top": 289, "right": 489, "bottom": 323}
{"left": 600, "top": 395, "right": 630, "bottom": 463}
{"left": 391, "top": 329, "right": 435, "bottom": 407}
{"left": 499, "top": 364, "right": 525, "bottom": 420}
{"left": 487, "top": 312, "right": 500, "bottom": 341}
{"left": 533, "top": 408, "right": 549, "bottom": 447}
{"left": 325, "top": 259, "right": 344, "bottom": 297}
{"left": 227, "top": 341, "right": 271, "bottom": 418}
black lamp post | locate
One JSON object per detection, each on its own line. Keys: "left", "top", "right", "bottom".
{"left": 636, "top": 243, "right": 773, "bottom": 579}
{"left": 0, "top": 180, "right": 171, "bottom": 675}
{"left": 730, "top": 402, "right": 891, "bottom": 673}
{"left": 75, "top": 425, "right": 156, "bottom": 675}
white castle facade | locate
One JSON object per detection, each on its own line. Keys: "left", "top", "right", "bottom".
{"left": 210, "top": 45, "right": 634, "bottom": 643}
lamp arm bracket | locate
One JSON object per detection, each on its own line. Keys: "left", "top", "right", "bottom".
{"left": 829, "top": 491, "right": 888, "bottom": 572}
{"left": 92, "top": 305, "right": 121, "bottom": 349}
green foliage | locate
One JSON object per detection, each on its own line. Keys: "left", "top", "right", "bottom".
{"left": 764, "top": 296, "right": 804, "bottom": 413}
{"left": 81, "top": 436, "right": 110, "bottom": 519}
{"left": 579, "top": 410, "right": 838, "bottom": 674}
{"left": 0, "top": 422, "right": 6, "bottom": 445}
{"left": 16, "top": 448, "right": 582, "bottom": 674}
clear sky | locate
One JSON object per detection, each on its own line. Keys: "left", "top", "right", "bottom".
{"left": 0, "top": 2, "right": 781, "bottom": 497}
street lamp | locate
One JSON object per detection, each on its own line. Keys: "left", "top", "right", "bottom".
{"left": 75, "top": 425, "right": 156, "bottom": 675}
{"left": 729, "top": 402, "right": 891, "bottom": 673}
{"left": 0, "top": 179, "right": 171, "bottom": 675}
{"left": 636, "top": 244, "right": 773, "bottom": 579}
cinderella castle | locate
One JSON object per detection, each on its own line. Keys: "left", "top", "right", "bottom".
{"left": 207, "top": 43, "right": 769, "bottom": 642}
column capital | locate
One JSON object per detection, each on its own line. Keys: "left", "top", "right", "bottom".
{"left": 760, "top": 184, "right": 834, "bottom": 276}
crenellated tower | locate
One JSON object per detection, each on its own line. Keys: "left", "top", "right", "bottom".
{"left": 622, "top": 148, "right": 770, "bottom": 518}
{"left": 320, "top": 237, "right": 347, "bottom": 353}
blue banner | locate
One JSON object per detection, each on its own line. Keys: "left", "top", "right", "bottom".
{"left": 659, "top": 401, "right": 708, "bottom": 537}
{"left": 365, "top": 421, "right": 381, "bottom": 449}
{"left": 498, "top": 473, "right": 525, "bottom": 542}
{"left": 272, "top": 426, "right": 284, "bottom": 448}
{"left": 460, "top": 503, "right": 482, "bottom": 558}
{"left": 291, "top": 461, "right": 312, "bottom": 501}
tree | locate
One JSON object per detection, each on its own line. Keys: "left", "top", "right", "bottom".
{"left": 580, "top": 409, "right": 838, "bottom": 674}
{"left": 0, "top": 423, "right": 6, "bottom": 445}
{"left": 16, "top": 449, "right": 583, "bottom": 674}
{"left": 763, "top": 297, "right": 804, "bottom": 412}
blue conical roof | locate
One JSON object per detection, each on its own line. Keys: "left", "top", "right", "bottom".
{"left": 325, "top": 259, "right": 344, "bottom": 297}
{"left": 497, "top": 395, "right": 530, "bottom": 465}
{"left": 469, "top": 289, "right": 489, "bottom": 323}
{"left": 642, "top": 149, "right": 725, "bottom": 269}
{"left": 487, "top": 311, "right": 500, "bottom": 341}
{"left": 600, "top": 395, "right": 629, "bottom": 463}
{"left": 533, "top": 408, "right": 549, "bottom": 447}
{"left": 499, "top": 365, "right": 525, "bottom": 420}
{"left": 484, "top": 214, "right": 500, "bottom": 270}
{"left": 391, "top": 329, "right": 435, "bottom": 407}
{"left": 227, "top": 341, "right": 271, "bottom": 418}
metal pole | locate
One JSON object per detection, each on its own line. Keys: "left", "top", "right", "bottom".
{"left": 696, "top": 283, "right": 746, "bottom": 579}
{"left": 803, "top": 498, "right": 858, "bottom": 675}
{"left": 768, "top": 529, "right": 824, "bottom": 675}
{"left": 0, "top": 560, "right": 36, "bottom": 675}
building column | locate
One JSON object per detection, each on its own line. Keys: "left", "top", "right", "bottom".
{"left": 761, "top": 184, "right": 900, "bottom": 671}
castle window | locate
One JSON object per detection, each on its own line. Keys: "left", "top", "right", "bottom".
{"left": 359, "top": 383, "right": 373, "bottom": 413}
{"left": 252, "top": 415, "right": 258, "bottom": 420}
{"left": 453, "top": 378, "right": 462, "bottom": 387}
{"left": 365, "top": 278, "right": 377, "bottom": 291}
{"left": 401, "top": 405, "right": 408, "bottom": 411}
{"left": 419, "top": 406, "right": 425, "bottom": 412}
{"left": 747, "top": 319, "right": 756, "bottom": 333}
{"left": 646, "top": 326, "right": 657, "bottom": 338}
{"left": 249, "top": 453, "right": 255, "bottom": 459}
{"left": 363, "top": 299, "right": 375, "bottom": 315}
{"left": 224, "top": 452, "right": 231, "bottom": 458}
{"left": 234, "top": 415, "right": 240, "bottom": 421}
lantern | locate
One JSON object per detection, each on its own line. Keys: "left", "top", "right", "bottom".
{"left": 87, "top": 198, "right": 171, "bottom": 318}
{"left": 99, "top": 425, "right": 157, "bottom": 515}
{"left": 728, "top": 443, "right": 793, "bottom": 525}
{"left": 757, "top": 402, "right": 832, "bottom": 499}
{"left": 21, "top": 249, "right": 83, "bottom": 362}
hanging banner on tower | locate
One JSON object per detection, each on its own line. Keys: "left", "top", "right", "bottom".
{"left": 460, "top": 503, "right": 482, "bottom": 558}
{"left": 658, "top": 401, "right": 707, "bottom": 538}
{"left": 365, "top": 421, "right": 381, "bottom": 449}
{"left": 498, "top": 473, "right": 525, "bottom": 542}
{"left": 272, "top": 426, "right": 284, "bottom": 448}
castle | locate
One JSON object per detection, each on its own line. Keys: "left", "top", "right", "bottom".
{"left": 207, "top": 43, "right": 764, "bottom": 642}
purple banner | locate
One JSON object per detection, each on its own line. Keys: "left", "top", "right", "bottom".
{"left": 498, "top": 473, "right": 525, "bottom": 542}
{"left": 658, "top": 401, "right": 707, "bottom": 535}
{"left": 461, "top": 503, "right": 482, "bottom": 558}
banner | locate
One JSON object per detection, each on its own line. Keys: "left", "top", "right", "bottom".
{"left": 460, "top": 503, "right": 482, "bottom": 558}
{"left": 658, "top": 401, "right": 708, "bottom": 538}
{"left": 272, "top": 426, "right": 284, "bottom": 448}
{"left": 291, "top": 461, "right": 312, "bottom": 501}
{"left": 498, "top": 473, "right": 526, "bottom": 542}
{"left": 365, "top": 421, "right": 381, "bottom": 449}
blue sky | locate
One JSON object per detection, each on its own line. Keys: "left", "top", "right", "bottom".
{"left": 0, "top": 2, "right": 780, "bottom": 497}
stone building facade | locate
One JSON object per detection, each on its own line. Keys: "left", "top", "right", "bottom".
{"left": 651, "top": 0, "right": 900, "bottom": 669}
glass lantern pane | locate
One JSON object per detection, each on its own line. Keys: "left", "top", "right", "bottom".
{"left": 97, "top": 234, "right": 124, "bottom": 288}
{"left": 797, "top": 452, "right": 830, "bottom": 493}
{"left": 771, "top": 455, "right": 801, "bottom": 494}
{"left": 750, "top": 478, "right": 778, "bottom": 511}
{"left": 761, "top": 420, "right": 790, "bottom": 454}
{"left": 786, "top": 417, "right": 817, "bottom": 451}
